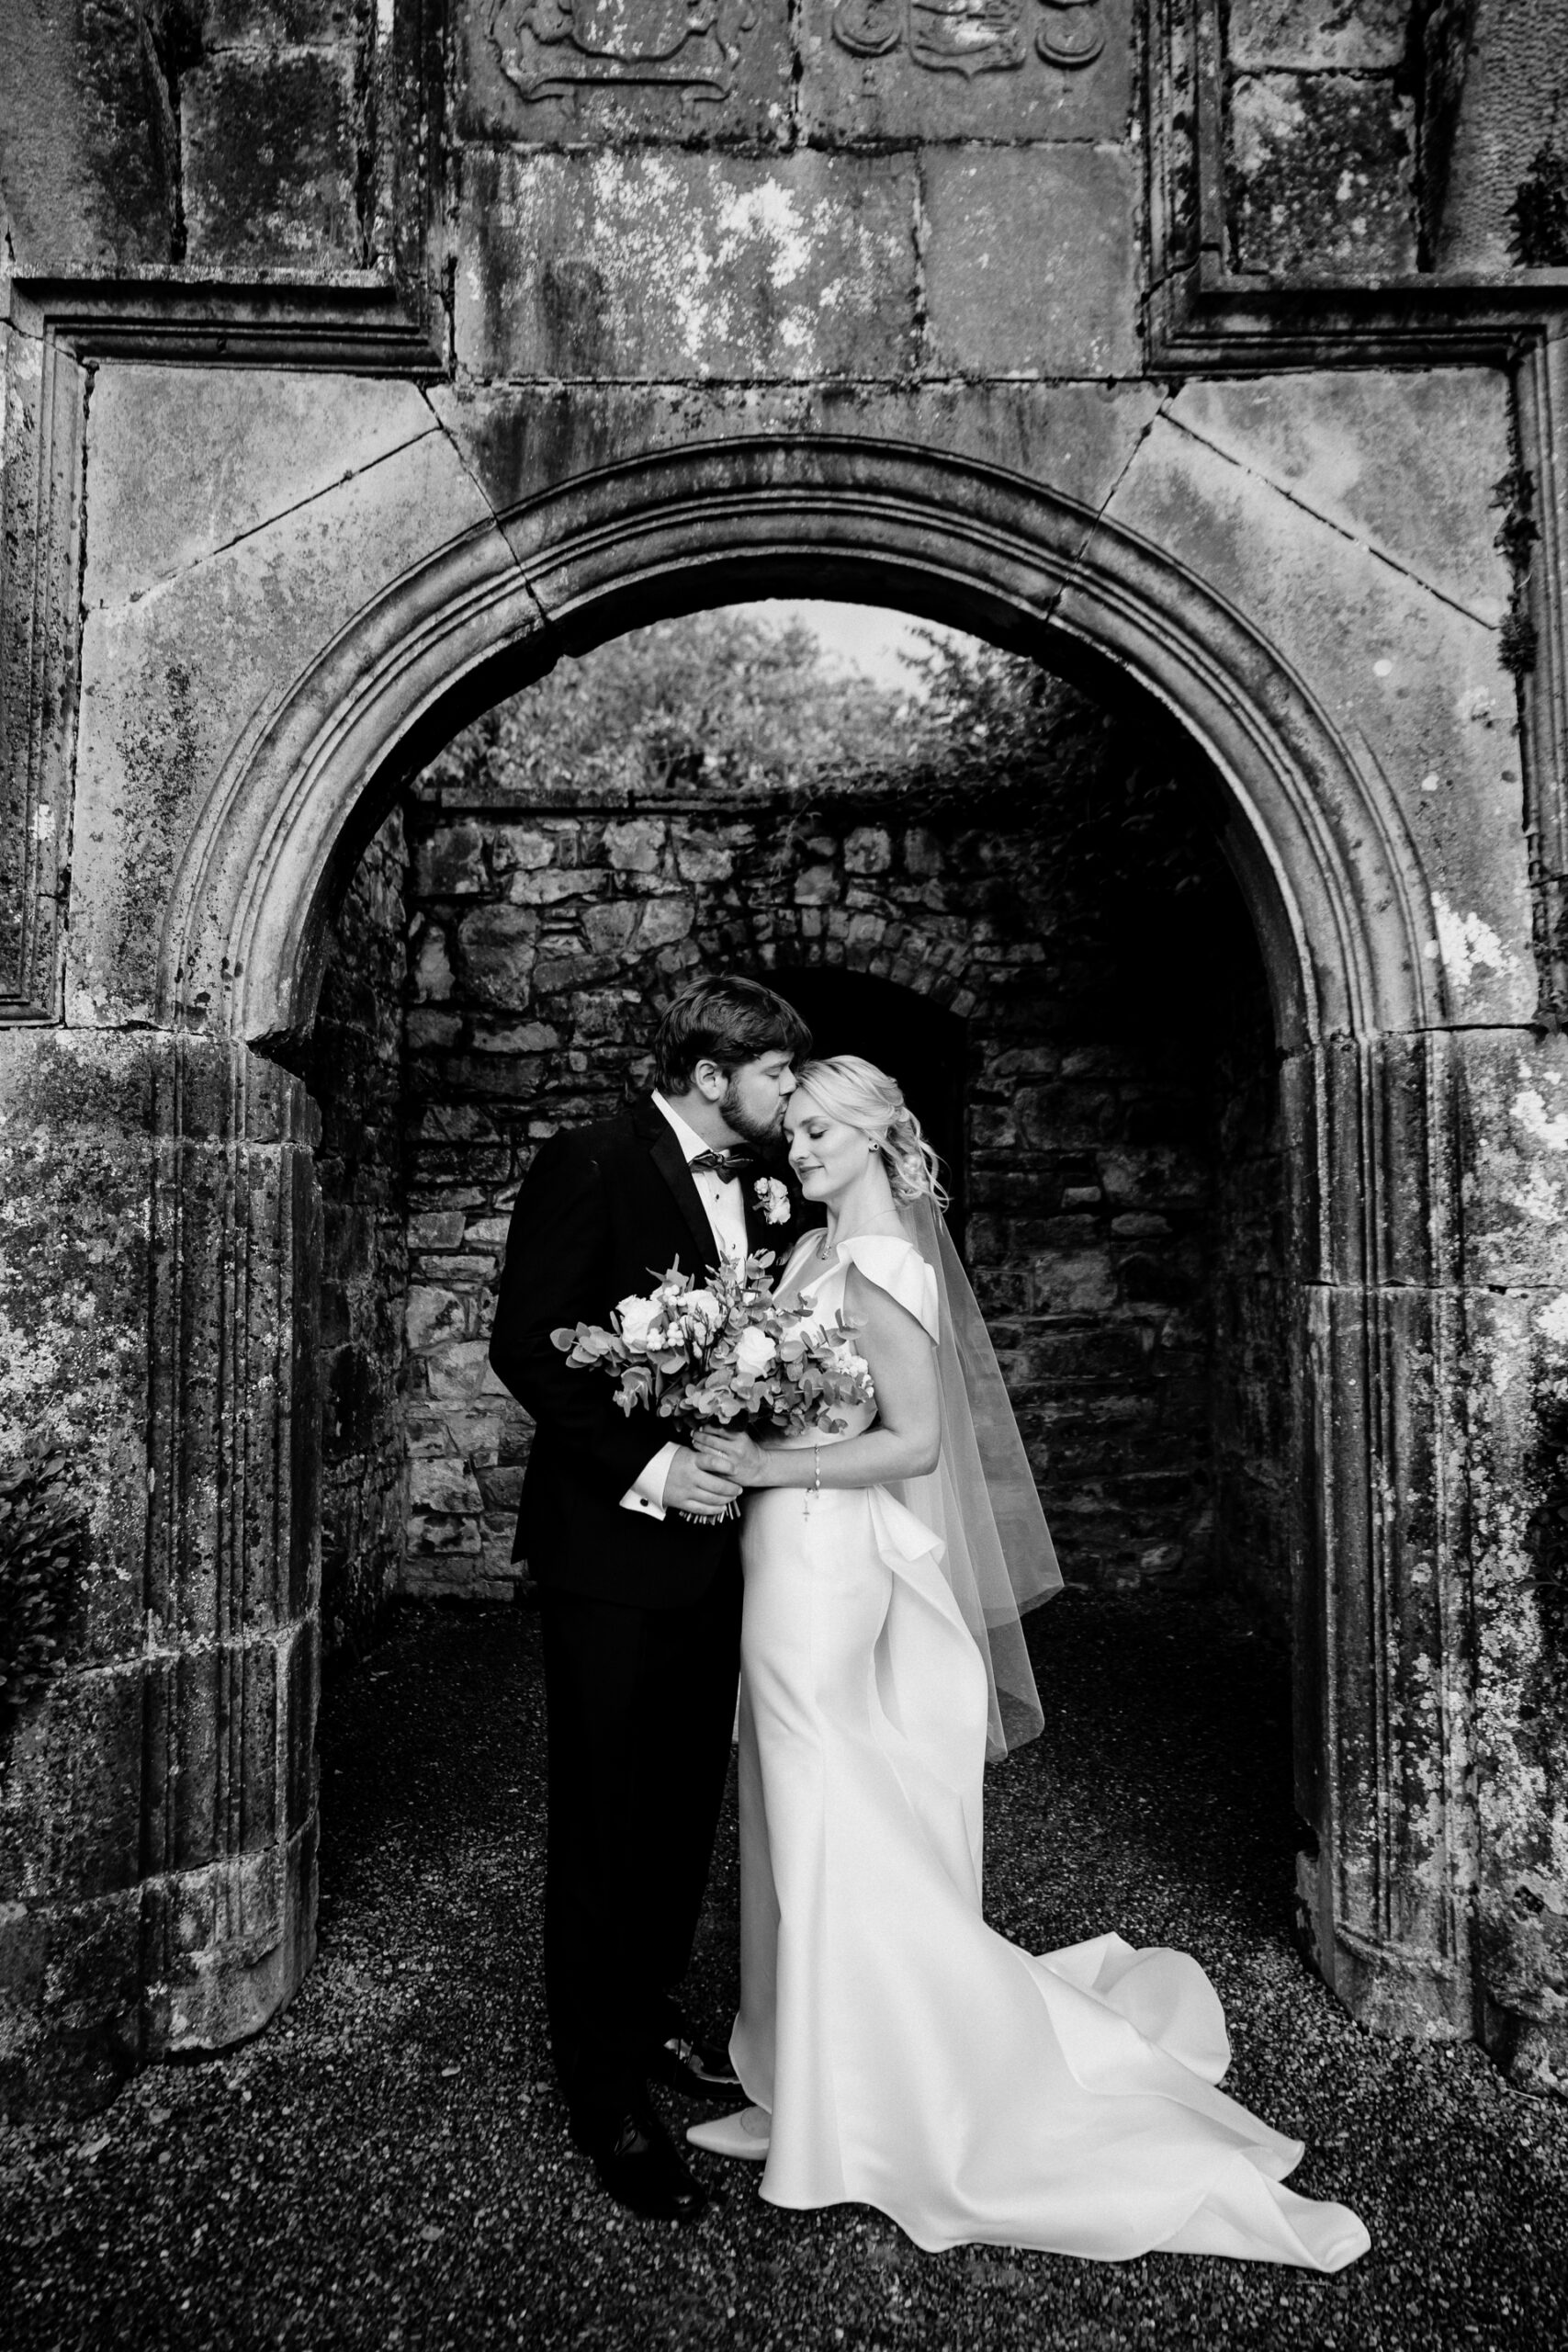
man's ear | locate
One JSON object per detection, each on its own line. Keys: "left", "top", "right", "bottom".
{"left": 693, "top": 1057, "right": 727, "bottom": 1102}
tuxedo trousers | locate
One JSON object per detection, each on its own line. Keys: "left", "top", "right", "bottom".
{"left": 537, "top": 1553, "right": 743, "bottom": 2126}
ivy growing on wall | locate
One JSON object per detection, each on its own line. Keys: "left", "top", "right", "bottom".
{"left": 1509, "top": 139, "right": 1568, "bottom": 267}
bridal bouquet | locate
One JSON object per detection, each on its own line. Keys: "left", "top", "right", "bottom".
{"left": 552, "top": 1250, "right": 874, "bottom": 1512}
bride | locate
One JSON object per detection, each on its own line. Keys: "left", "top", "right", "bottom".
{"left": 688, "top": 1055, "right": 1370, "bottom": 2270}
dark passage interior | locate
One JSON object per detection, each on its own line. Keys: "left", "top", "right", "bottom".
{"left": 765, "top": 969, "right": 969, "bottom": 1241}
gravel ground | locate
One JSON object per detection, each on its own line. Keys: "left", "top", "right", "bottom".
{"left": 3, "top": 1585, "right": 1565, "bottom": 2352}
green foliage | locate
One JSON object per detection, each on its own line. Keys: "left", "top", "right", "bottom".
{"left": 0, "top": 1446, "right": 86, "bottom": 1733}
{"left": 1491, "top": 468, "right": 1540, "bottom": 684}
{"left": 897, "top": 629, "right": 1223, "bottom": 901}
{"left": 1509, "top": 140, "right": 1568, "bottom": 268}
{"left": 899, "top": 629, "right": 1101, "bottom": 779}
{"left": 427, "top": 609, "right": 912, "bottom": 803}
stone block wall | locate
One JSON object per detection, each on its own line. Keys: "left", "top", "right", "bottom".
{"left": 0, "top": 1028, "right": 323, "bottom": 2115}
{"left": 393, "top": 645, "right": 1289, "bottom": 1610}
{"left": 1225, "top": 2, "right": 1418, "bottom": 277}
{"left": 0, "top": 1033, "right": 159, "bottom": 2111}
{"left": 1219, "top": 0, "right": 1568, "bottom": 275}
{"left": 300, "top": 809, "right": 410, "bottom": 1657}
{"left": 446, "top": 0, "right": 1142, "bottom": 387}
{"left": 0, "top": 2, "right": 371, "bottom": 277}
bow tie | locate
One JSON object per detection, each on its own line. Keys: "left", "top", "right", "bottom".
{"left": 688, "top": 1148, "right": 756, "bottom": 1181}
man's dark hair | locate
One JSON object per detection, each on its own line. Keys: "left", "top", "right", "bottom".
{"left": 654, "top": 976, "right": 812, "bottom": 1095}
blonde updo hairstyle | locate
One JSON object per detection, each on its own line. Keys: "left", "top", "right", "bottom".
{"left": 794, "top": 1055, "right": 949, "bottom": 1211}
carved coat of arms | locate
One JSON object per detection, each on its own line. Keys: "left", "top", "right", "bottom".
{"left": 831, "top": 0, "right": 1102, "bottom": 73}
{"left": 489, "top": 0, "right": 758, "bottom": 104}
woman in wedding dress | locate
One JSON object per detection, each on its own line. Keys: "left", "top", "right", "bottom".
{"left": 687, "top": 1056, "right": 1369, "bottom": 2271}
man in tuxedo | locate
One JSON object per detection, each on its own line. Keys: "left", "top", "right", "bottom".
{"left": 489, "top": 974, "right": 814, "bottom": 2222}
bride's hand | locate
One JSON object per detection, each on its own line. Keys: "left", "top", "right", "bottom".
{"left": 694, "top": 1427, "right": 770, "bottom": 1487}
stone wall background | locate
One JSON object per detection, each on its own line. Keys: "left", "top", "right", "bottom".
{"left": 306, "top": 616, "right": 1298, "bottom": 1623}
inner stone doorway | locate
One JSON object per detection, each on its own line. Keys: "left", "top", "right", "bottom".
{"left": 307, "top": 604, "right": 1291, "bottom": 1670}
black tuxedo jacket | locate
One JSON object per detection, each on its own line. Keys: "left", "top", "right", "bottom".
{"left": 489, "top": 1095, "right": 818, "bottom": 1610}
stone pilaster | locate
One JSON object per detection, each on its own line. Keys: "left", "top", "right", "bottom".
{"left": 0, "top": 1028, "right": 321, "bottom": 2113}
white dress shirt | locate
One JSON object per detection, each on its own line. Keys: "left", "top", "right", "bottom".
{"left": 620, "top": 1091, "right": 750, "bottom": 1521}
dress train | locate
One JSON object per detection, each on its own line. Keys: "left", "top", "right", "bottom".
{"left": 724, "top": 1237, "right": 1369, "bottom": 2270}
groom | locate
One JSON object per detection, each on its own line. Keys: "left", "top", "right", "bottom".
{"left": 489, "top": 974, "right": 814, "bottom": 2222}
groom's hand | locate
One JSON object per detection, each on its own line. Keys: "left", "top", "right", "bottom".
{"left": 663, "top": 1448, "right": 742, "bottom": 1520}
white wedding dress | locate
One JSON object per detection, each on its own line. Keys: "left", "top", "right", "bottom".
{"left": 727, "top": 1232, "right": 1370, "bottom": 2269}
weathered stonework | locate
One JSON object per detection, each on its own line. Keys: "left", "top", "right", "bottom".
{"left": 4, "top": 1, "right": 1568, "bottom": 2112}
{"left": 458, "top": 0, "right": 795, "bottom": 144}
{"left": 0, "top": 1029, "right": 320, "bottom": 2112}
{"left": 455, "top": 149, "right": 924, "bottom": 381}
{"left": 1227, "top": 69, "right": 1418, "bottom": 278}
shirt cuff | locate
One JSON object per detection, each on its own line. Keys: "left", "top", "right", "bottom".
{"left": 619, "top": 1441, "right": 679, "bottom": 1521}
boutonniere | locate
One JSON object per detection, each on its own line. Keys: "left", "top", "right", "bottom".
{"left": 753, "top": 1176, "right": 791, "bottom": 1227}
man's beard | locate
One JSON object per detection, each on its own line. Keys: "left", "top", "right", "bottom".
{"left": 719, "top": 1076, "right": 784, "bottom": 1148}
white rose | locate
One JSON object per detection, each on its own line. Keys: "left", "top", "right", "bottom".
{"left": 615, "top": 1294, "right": 663, "bottom": 1347}
{"left": 682, "top": 1288, "right": 722, "bottom": 1329}
{"left": 735, "top": 1327, "right": 778, "bottom": 1380}
{"left": 754, "top": 1177, "right": 791, "bottom": 1227}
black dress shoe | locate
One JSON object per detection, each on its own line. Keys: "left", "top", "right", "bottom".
{"left": 574, "top": 2108, "right": 710, "bottom": 2224}
{"left": 648, "top": 2033, "right": 743, "bottom": 2098}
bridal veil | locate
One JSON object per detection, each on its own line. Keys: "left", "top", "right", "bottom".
{"left": 894, "top": 1195, "right": 1061, "bottom": 1758}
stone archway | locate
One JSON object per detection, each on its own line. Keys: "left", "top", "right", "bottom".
{"left": 134, "top": 435, "right": 1476, "bottom": 2085}
{"left": 165, "top": 438, "right": 1427, "bottom": 1047}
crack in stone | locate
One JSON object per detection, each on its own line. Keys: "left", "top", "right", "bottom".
{"left": 421, "top": 390, "right": 554, "bottom": 639}
{"left": 1160, "top": 405, "right": 1503, "bottom": 631}
{"left": 91, "top": 422, "right": 446, "bottom": 616}
{"left": 911, "top": 156, "right": 931, "bottom": 368}
{"left": 786, "top": 0, "right": 806, "bottom": 150}
{"left": 457, "top": 137, "right": 1115, "bottom": 158}
{"left": 1048, "top": 380, "right": 1179, "bottom": 622}
{"left": 453, "top": 371, "right": 1156, "bottom": 390}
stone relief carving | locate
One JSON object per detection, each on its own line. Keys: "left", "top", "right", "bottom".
{"left": 487, "top": 0, "right": 758, "bottom": 104}
{"left": 831, "top": 0, "right": 1102, "bottom": 73}
{"left": 482, "top": 0, "right": 1102, "bottom": 110}
{"left": 831, "top": 0, "right": 1021, "bottom": 71}
{"left": 1034, "top": 0, "right": 1102, "bottom": 68}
